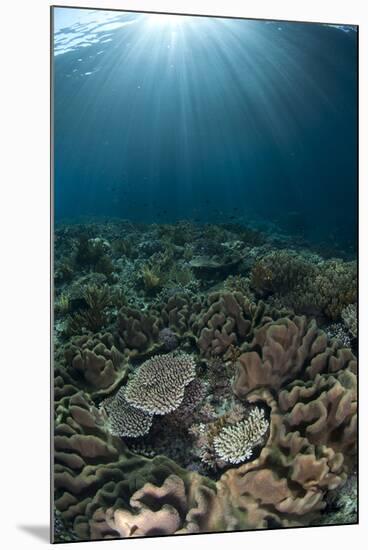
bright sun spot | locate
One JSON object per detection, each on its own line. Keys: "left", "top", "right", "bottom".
{"left": 146, "top": 14, "right": 188, "bottom": 29}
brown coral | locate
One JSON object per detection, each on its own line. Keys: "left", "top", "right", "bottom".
{"left": 279, "top": 369, "right": 357, "bottom": 455}
{"left": 217, "top": 388, "right": 349, "bottom": 528}
{"left": 54, "top": 376, "right": 214, "bottom": 540}
{"left": 224, "top": 316, "right": 357, "bottom": 527}
{"left": 64, "top": 332, "right": 126, "bottom": 391}
{"left": 117, "top": 291, "right": 283, "bottom": 360}
{"left": 233, "top": 316, "right": 329, "bottom": 396}
{"left": 194, "top": 292, "right": 274, "bottom": 358}
{"left": 105, "top": 473, "right": 225, "bottom": 537}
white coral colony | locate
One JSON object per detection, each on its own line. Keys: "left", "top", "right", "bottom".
{"left": 213, "top": 407, "right": 269, "bottom": 464}
{"left": 101, "top": 352, "right": 196, "bottom": 437}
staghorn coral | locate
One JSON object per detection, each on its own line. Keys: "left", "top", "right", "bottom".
{"left": 125, "top": 353, "right": 196, "bottom": 415}
{"left": 213, "top": 407, "right": 269, "bottom": 465}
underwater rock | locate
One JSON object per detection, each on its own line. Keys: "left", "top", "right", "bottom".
{"left": 189, "top": 254, "right": 242, "bottom": 278}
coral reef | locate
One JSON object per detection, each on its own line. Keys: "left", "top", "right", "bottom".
{"left": 213, "top": 407, "right": 269, "bottom": 464}
{"left": 251, "top": 251, "right": 357, "bottom": 322}
{"left": 342, "top": 303, "right": 357, "bottom": 338}
{"left": 102, "top": 388, "right": 153, "bottom": 438}
{"left": 63, "top": 332, "right": 126, "bottom": 391}
{"left": 54, "top": 221, "right": 357, "bottom": 540}
{"left": 125, "top": 353, "right": 196, "bottom": 415}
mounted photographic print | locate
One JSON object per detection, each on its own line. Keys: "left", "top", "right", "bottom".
{"left": 51, "top": 5, "right": 358, "bottom": 543}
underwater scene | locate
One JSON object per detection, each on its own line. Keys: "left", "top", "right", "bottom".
{"left": 52, "top": 7, "right": 358, "bottom": 543}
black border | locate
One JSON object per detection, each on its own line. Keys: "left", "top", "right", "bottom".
{"left": 50, "top": 4, "right": 359, "bottom": 545}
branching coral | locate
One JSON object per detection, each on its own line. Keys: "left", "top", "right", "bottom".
{"left": 75, "top": 235, "right": 113, "bottom": 275}
{"left": 213, "top": 407, "right": 269, "bottom": 465}
{"left": 66, "top": 284, "right": 111, "bottom": 334}
{"left": 250, "top": 252, "right": 357, "bottom": 322}
{"left": 342, "top": 303, "right": 357, "bottom": 338}
{"left": 250, "top": 250, "right": 314, "bottom": 296}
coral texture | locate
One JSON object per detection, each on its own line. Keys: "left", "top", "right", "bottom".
{"left": 102, "top": 388, "right": 153, "bottom": 438}
{"left": 342, "top": 303, "right": 357, "bottom": 338}
{"left": 54, "top": 220, "right": 358, "bottom": 540}
{"left": 213, "top": 407, "right": 269, "bottom": 464}
{"left": 64, "top": 332, "right": 125, "bottom": 391}
{"left": 125, "top": 353, "right": 196, "bottom": 415}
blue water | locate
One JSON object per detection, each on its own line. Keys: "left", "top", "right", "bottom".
{"left": 53, "top": 9, "right": 357, "bottom": 250}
